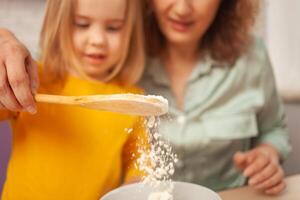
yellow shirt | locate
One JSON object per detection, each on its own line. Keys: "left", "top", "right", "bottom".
{"left": 0, "top": 75, "right": 148, "bottom": 200}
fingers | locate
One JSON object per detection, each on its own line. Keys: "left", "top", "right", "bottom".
{"left": 243, "top": 153, "right": 270, "bottom": 177}
{"left": 234, "top": 147, "right": 285, "bottom": 196}
{"left": 265, "top": 181, "right": 286, "bottom": 195}
{"left": 233, "top": 151, "right": 248, "bottom": 171}
{"left": 0, "top": 32, "right": 37, "bottom": 114}
{"left": 245, "top": 150, "right": 257, "bottom": 164}
{"left": 248, "top": 161, "right": 278, "bottom": 186}
{"left": 0, "top": 101, "right": 5, "bottom": 109}
{"left": 5, "top": 50, "right": 36, "bottom": 113}
{"left": 26, "top": 56, "right": 39, "bottom": 94}
{"left": 0, "top": 62, "right": 22, "bottom": 111}
{"left": 254, "top": 168, "right": 284, "bottom": 191}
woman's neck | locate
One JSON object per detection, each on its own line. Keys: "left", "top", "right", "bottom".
{"left": 161, "top": 43, "right": 201, "bottom": 110}
{"left": 163, "top": 43, "right": 199, "bottom": 69}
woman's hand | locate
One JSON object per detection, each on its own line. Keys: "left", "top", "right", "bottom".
{"left": 0, "top": 28, "right": 38, "bottom": 113}
{"left": 233, "top": 144, "right": 286, "bottom": 195}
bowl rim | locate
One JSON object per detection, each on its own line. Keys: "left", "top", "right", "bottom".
{"left": 101, "top": 181, "right": 222, "bottom": 200}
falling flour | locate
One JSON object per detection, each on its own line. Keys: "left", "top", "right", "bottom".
{"left": 136, "top": 116, "right": 178, "bottom": 200}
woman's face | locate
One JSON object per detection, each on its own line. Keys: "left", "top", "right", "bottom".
{"left": 151, "top": 0, "right": 221, "bottom": 47}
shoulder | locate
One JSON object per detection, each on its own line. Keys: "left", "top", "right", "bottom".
{"left": 236, "top": 36, "right": 271, "bottom": 72}
{"left": 120, "top": 85, "right": 144, "bottom": 95}
{"left": 107, "top": 80, "right": 144, "bottom": 95}
{"left": 35, "top": 63, "right": 64, "bottom": 93}
{"left": 228, "top": 36, "right": 273, "bottom": 80}
{"left": 37, "top": 63, "right": 145, "bottom": 95}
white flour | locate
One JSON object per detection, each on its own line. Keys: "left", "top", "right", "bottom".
{"left": 147, "top": 191, "right": 173, "bottom": 200}
{"left": 136, "top": 116, "right": 178, "bottom": 200}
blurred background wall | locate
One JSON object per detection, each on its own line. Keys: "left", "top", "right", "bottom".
{"left": 264, "top": 0, "right": 300, "bottom": 101}
{"left": 0, "top": 0, "right": 299, "bottom": 195}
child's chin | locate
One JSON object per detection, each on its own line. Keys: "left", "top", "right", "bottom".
{"left": 84, "top": 67, "right": 111, "bottom": 79}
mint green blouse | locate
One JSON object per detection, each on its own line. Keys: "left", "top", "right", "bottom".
{"left": 139, "top": 38, "right": 291, "bottom": 191}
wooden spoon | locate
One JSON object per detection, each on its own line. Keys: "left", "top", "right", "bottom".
{"left": 35, "top": 93, "right": 168, "bottom": 116}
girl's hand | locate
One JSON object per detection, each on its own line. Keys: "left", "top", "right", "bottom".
{"left": 233, "top": 144, "right": 286, "bottom": 195}
{"left": 0, "top": 28, "right": 38, "bottom": 113}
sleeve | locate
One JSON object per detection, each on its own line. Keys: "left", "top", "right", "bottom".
{"left": 254, "top": 41, "right": 291, "bottom": 161}
{"left": 122, "top": 117, "right": 150, "bottom": 183}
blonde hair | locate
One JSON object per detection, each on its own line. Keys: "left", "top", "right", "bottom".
{"left": 40, "top": 0, "right": 144, "bottom": 86}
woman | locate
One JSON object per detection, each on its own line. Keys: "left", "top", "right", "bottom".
{"left": 140, "top": 0, "right": 290, "bottom": 195}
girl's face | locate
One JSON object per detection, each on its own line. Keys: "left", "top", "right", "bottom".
{"left": 151, "top": 0, "right": 221, "bottom": 47}
{"left": 72, "top": 0, "right": 126, "bottom": 79}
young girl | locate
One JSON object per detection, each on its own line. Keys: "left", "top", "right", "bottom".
{"left": 140, "top": 0, "right": 291, "bottom": 195}
{"left": 0, "top": 0, "right": 147, "bottom": 199}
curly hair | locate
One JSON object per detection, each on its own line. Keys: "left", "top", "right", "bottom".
{"left": 144, "top": 0, "right": 260, "bottom": 64}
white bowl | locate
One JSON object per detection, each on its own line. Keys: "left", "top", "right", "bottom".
{"left": 101, "top": 182, "right": 222, "bottom": 200}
